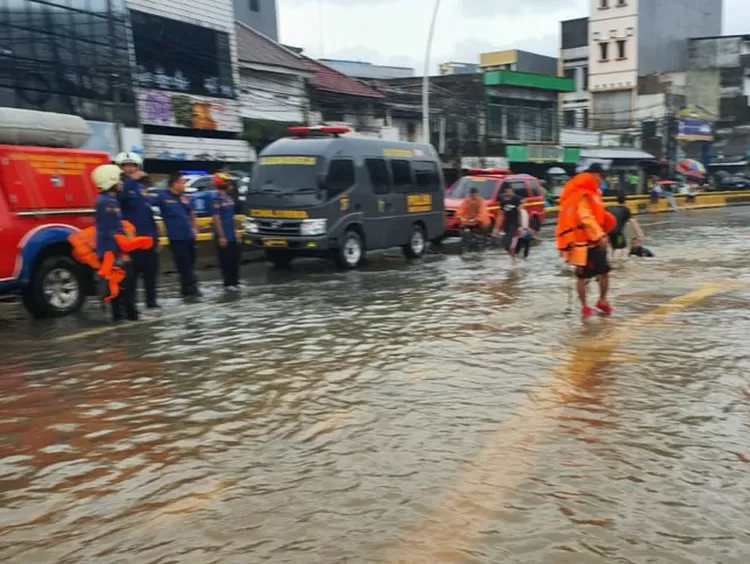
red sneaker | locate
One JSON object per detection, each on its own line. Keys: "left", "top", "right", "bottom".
{"left": 596, "top": 300, "right": 613, "bottom": 314}
{"left": 581, "top": 306, "right": 594, "bottom": 317}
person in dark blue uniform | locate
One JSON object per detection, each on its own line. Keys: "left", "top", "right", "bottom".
{"left": 211, "top": 172, "right": 241, "bottom": 290}
{"left": 115, "top": 152, "right": 160, "bottom": 309}
{"left": 153, "top": 172, "right": 200, "bottom": 299}
{"left": 92, "top": 164, "right": 138, "bottom": 321}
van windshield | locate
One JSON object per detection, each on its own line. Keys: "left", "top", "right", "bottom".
{"left": 250, "top": 156, "right": 321, "bottom": 194}
{"left": 449, "top": 177, "right": 499, "bottom": 200}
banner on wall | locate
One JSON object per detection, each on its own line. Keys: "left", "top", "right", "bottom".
{"left": 675, "top": 104, "right": 714, "bottom": 142}
{"left": 137, "top": 90, "right": 242, "bottom": 132}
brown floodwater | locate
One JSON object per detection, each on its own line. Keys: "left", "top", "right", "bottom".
{"left": 1, "top": 208, "right": 749, "bottom": 563}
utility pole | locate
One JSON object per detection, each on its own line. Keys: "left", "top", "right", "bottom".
{"left": 108, "top": 0, "right": 124, "bottom": 153}
{"left": 422, "top": 0, "right": 441, "bottom": 144}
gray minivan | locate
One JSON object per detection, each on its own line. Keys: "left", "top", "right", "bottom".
{"left": 243, "top": 126, "right": 445, "bottom": 269}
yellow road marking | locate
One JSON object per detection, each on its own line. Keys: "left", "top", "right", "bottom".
{"left": 383, "top": 283, "right": 727, "bottom": 563}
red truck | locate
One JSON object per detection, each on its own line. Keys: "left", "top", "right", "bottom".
{"left": 444, "top": 168, "right": 547, "bottom": 236}
{"left": 0, "top": 109, "right": 110, "bottom": 317}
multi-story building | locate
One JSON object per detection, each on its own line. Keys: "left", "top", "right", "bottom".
{"left": 439, "top": 62, "right": 479, "bottom": 75}
{"left": 559, "top": 17, "right": 591, "bottom": 129}
{"left": 588, "top": 0, "right": 722, "bottom": 130}
{"left": 234, "top": 0, "right": 278, "bottom": 40}
{"left": 128, "top": 0, "right": 254, "bottom": 170}
{"left": 318, "top": 59, "right": 414, "bottom": 80}
{"left": 479, "top": 50, "right": 557, "bottom": 75}
{"left": 0, "top": 0, "right": 138, "bottom": 155}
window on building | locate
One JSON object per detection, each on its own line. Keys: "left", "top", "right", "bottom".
{"left": 406, "top": 122, "right": 417, "bottom": 141}
{"left": 599, "top": 42, "right": 609, "bottom": 61}
{"left": 582, "top": 66, "right": 589, "bottom": 90}
{"left": 412, "top": 161, "right": 440, "bottom": 193}
{"left": 250, "top": 0, "right": 260, "bottom": 11}
{"left": 599, "top": 0, "right": 608, "bottom": 7}
{"left": 326, "top": 159, "right": 355, "bottom": 196}
{"left": 616, "top": 39, "right": 627, "bottom": 59}
{"left": 617, "top": 0, "right": 627, "bottom": 6}
{"left": 583, "top": 109, "right": 590, "bottom": 129}
{"left": 564, "top": 110, "right": 577, "bottom": 128}
{"left": 365, "top": 158, "right": 391, "bottom": 195}
{"left": 390, "top": 160, "right": 413, "bottom": 192}
{"left": 564, "top": 68, "right": 576, "bottom": 89}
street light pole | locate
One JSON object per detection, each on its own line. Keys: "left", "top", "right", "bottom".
{"left": 422, "top": 0, "right": 441, "bottom": 144}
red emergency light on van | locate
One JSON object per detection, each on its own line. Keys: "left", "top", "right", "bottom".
{"left": 466, "top": 167, "right": 511, "bottom": 176}
{"left": 287, "top": 125, "right": 352, "bottom": 137}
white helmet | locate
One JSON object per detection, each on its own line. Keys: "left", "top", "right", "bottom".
{"left": 92, "top": 164, "right": 122, "bottom": 191}
{"left": 114, "top": 151, "right": 143, "bottom": 167}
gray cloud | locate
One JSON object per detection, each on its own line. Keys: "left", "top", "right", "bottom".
{"left": 457, "top": 0, "right": 586, "bottom": 18}
{"left": 450, "top": 33, "right": 559, "bottom": 62}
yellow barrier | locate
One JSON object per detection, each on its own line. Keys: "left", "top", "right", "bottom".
{"left": 156, "top": 215, "right": 245, "bottom": 247}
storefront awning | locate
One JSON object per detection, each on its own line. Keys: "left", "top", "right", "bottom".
{"left": 580, "top": 148, "right": 655, "bottom": 160}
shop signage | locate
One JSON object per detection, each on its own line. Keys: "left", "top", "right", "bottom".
{"left": 137, "top": 90, "right": 242, "bottom": 132}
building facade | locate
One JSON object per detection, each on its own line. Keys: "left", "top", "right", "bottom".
{"left": 234, "top": 0, "right": 278, "bottom": 40}
{"left": 588, "top": 0, "right": 722, "bottom": 131}
{"left": 0, "top": 0, "right": 138, "bottom": 154}
{"left": 439, "top": 62, "right": 479, "bottom": 75}
{"left": 127, "top": 0, "right": 253, "bottom": 169}
{"left": 480, "top": 50, "right": 558, "bottom": 75}
{"left": 560, "top": 17, "right": 591, "bottom": 129}
{"left": 318, "top": 59, "right": 414, "bottom": 80}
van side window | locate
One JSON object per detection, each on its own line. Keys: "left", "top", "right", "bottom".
{"left": 390, "top": 159, "right": 413, "bottom": 193}
{"left": 365, "top": 158, "right": 391, "bottom": 195}
{"left": 412, "top": 160, "right": 440, "bottom": 193}
{"left": 327, "top": 159, "right": 355, "bottom": 196}
{"left": 511, "top": 181, "right": 528, "bottom": 199}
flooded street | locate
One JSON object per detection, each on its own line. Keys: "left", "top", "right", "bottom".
{"left": 1, "top": 207, "right": 750, "bottom": 563}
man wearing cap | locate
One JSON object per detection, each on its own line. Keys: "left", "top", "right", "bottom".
{"left": 211, "top": 172, "right": 241, "bottom": 290}
{"left": 555, "top": 163, "right": 617, "bottom": 317}
{"left": 115, "top": 151, "right": 160, "bottom": 309}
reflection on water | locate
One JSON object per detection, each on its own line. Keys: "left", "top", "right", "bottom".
{"left": 1, "top": 209, "right": 750, "bottom": 563}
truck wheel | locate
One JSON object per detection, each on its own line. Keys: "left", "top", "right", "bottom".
{"left": 22, "top": 256, "right": 85, "bottom": 318}
{"left": 335, "top": 230, "right": 364, "bottom": 269}
{"left": 402, "top": 224, "right": 426, "bottom": 259}
{"left": 265, "top": 250, "right": 294, "bottom": 269}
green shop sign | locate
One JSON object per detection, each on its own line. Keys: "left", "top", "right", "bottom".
{"left": 506, "top": 145, "right": 580, "bottom": 163}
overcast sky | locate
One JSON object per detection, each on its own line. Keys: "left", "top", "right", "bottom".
{"left": 277, "top": 0, "right": 744, "bottom": 72}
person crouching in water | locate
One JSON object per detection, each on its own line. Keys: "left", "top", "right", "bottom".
{"left": 211, "top": 173, "right": 241, "bottom": 290}
{"left": 456, "top": 187, "right": 491, "bottom": 243}
{"left": 92, "top": 165, "right": 139, "bottom": 322}
{"left": 629, "top": 237, "right": 654, "bottom": 257}
{"left": 555, "top": 163, "right": 617, "bottom": 317}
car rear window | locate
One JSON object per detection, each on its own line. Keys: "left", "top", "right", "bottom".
{"left": 450, "top": 177, "right": 499, "bottom": 200}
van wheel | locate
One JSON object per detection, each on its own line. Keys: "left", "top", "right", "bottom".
{"left": 403, "top": 224, "right": 426, "bottom": 259}
{"left": 335, "top": 230, "right": 364, "bottom": 269}
{"left": 22, "top": 256, "right": 85, "bottom": 318}
{"left": 530, "top": 215, "right": 541, "bottom": 232}
{"left": 265, "top": 250, "right": 294, "bottom": 269}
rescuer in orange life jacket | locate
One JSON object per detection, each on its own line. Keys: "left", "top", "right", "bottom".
{"left": 91, "top": 164, "right": 153, "bottom": 321}
{"left": 555, "top": 163, "right": 617, "bottom": 317}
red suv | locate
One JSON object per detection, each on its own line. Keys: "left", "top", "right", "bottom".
{"left": 444, "top": 169, "right": 547, "bottom": 236}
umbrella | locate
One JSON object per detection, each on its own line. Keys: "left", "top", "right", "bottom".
{"left": 676, "top": 159, "right": 706, "bottom": 177}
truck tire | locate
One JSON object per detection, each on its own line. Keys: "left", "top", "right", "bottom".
{"left": 265, "top": 249, "right": 294, "bottom": 269}
{"left": 22, "top": 256, "right": 85, "bottom": 318}
{"left": 335, "top": 230, "right": 364, "bottom": 270}
{"left": 402, "top": 224, "right": 426, "bottom": 259}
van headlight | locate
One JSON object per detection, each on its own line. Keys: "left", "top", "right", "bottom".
{"left": 300, "top": 218, "right": 327, "bottom": 236}
{"left": 244, "top": 217, "right": 259, "bottom": 234}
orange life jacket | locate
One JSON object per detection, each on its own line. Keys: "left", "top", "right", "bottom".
{"left": 68, "top": 221, "right": 153, "bottom": 303}
{"left": 457, "top": 196, "right": 491, "bottom": 227}
{"left": 555, "top": 172, "right": 616, "bottom": 252}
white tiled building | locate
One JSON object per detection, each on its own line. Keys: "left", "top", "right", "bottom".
{"left": 126, "top": 0, "right": 254, "bottom": 164}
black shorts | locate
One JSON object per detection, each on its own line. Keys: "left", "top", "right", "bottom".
{"left": 575, "top": 247, "right": 611, "bottom": 279}
{"left": 609, "top": 232, "right": 627, "bottom": 250}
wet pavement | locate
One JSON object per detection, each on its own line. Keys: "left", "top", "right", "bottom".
{"left": 1, "top": 207, "right": 750, "bottom": 563}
